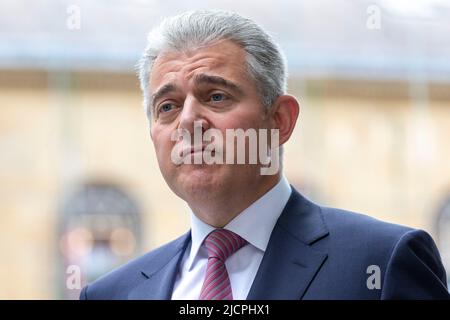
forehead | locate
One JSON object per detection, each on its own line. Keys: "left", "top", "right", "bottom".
{"left": 149, "top": 40, "right": 249, "bottom": 91}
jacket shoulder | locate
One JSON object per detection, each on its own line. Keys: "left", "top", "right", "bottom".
{"left": 320, "top": 205, "right": 415, "bottom": 243}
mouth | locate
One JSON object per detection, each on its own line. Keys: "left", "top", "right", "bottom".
{"left": 180, "top": 145, "right": 207, "bottom": 158}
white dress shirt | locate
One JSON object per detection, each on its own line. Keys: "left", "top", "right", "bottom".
{"left": 171, "top": 176, "right": 292, "bottom": 300}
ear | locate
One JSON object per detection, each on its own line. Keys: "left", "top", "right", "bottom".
{"left": 269, "top": 94, "right": 300, "bottom": 146}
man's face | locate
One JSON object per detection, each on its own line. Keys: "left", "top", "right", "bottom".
{"left": 149, "top": 40, "right": 273, "bottom": 202}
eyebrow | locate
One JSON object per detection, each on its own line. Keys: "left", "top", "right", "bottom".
{"left": 194, "top": 74, "right": 244, "bottom": 96}
{"left": 151, "top": 83, "right": 178, "bottom": 109}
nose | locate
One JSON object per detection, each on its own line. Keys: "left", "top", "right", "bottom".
{"left": 178, "top": 95, "right": 210, "bottom": 135}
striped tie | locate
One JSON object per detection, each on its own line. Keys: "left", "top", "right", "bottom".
{"left": 199, "top": 229, "right": 247, "bottom": 300}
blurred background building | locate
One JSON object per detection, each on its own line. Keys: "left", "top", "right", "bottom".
{"left": 1, "top": 0, "right": 450, "bottom": 299}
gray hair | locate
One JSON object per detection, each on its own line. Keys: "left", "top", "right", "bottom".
{"left": 137, "top": 10, "right": 288, "bottom": 119}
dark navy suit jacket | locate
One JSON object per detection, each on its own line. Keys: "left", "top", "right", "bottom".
{"left": 80, "top": 188, "right": 449, "bottom": 299}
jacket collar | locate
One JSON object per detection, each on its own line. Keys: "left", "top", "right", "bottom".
{"left": 246, "top": 188, "right": 329, "bottom": 299}
{"left": 128, "top": 231, "right": 191, "bottom": 300}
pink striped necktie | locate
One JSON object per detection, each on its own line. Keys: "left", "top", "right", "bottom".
{"left": 199, "top": 229, "right": 247, "bottom": 300}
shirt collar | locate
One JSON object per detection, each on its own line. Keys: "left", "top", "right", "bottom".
{"left": 186, "top": 176, "right": 292, "bottom": 270}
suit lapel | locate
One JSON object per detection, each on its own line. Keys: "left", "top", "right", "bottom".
{"left": 128, "top": 188, "right": 328, "bottom": 300}
{"left": 246, "top": 188, "right": 329, "bottom": 300}
{"left": 128, "top": 232, "right": 191, "bottom": 299}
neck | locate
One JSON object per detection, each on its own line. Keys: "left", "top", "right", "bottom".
{"left": 188, "top": 173, "right": 281, "bottom": 228}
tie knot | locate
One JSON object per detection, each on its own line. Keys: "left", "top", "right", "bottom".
{"left": 204, "top": 229, "right": 247, "bottom": 261}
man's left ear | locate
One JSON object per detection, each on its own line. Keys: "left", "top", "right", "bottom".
{"left": 269, "top": 94, "right": 300, "bottom": 146}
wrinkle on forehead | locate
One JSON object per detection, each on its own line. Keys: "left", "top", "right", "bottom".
{"left": 149, "top": 40, "right": 248, "bottom": 91}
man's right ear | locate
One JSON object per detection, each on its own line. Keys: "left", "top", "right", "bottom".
{"left": 269, "top": 94, "right": 300, "bottom": 147}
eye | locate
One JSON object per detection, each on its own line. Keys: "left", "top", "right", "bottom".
{"left": 159, "top": 103, "right": 175, "bottom": 113}
{"left": 210, "top": 93, "right": 226, "bottom": 102}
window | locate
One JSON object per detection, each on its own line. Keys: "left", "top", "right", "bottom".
{"left": 58, "top": 182, "right": 142, "bottom": 299}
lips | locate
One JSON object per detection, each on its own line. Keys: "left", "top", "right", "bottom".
{"left": 180, "top": 145, "right": 206, "bottom": 158}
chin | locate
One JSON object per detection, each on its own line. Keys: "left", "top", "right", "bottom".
{"left": 175, "top": 165, "right": 225, "bottom": 197}
{"left": 183, "top": 164, "right": 218, "bottom": 183}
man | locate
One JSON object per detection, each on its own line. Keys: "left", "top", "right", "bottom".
{"left": 80, "top": 10, "right": 449, "bottom": 300}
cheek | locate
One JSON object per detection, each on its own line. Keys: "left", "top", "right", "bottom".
{"left": 151, "top": 128, "right": 174, "bottom": 157}
{"left": 222, "top": 108, "right": 265, "bottom": 130}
